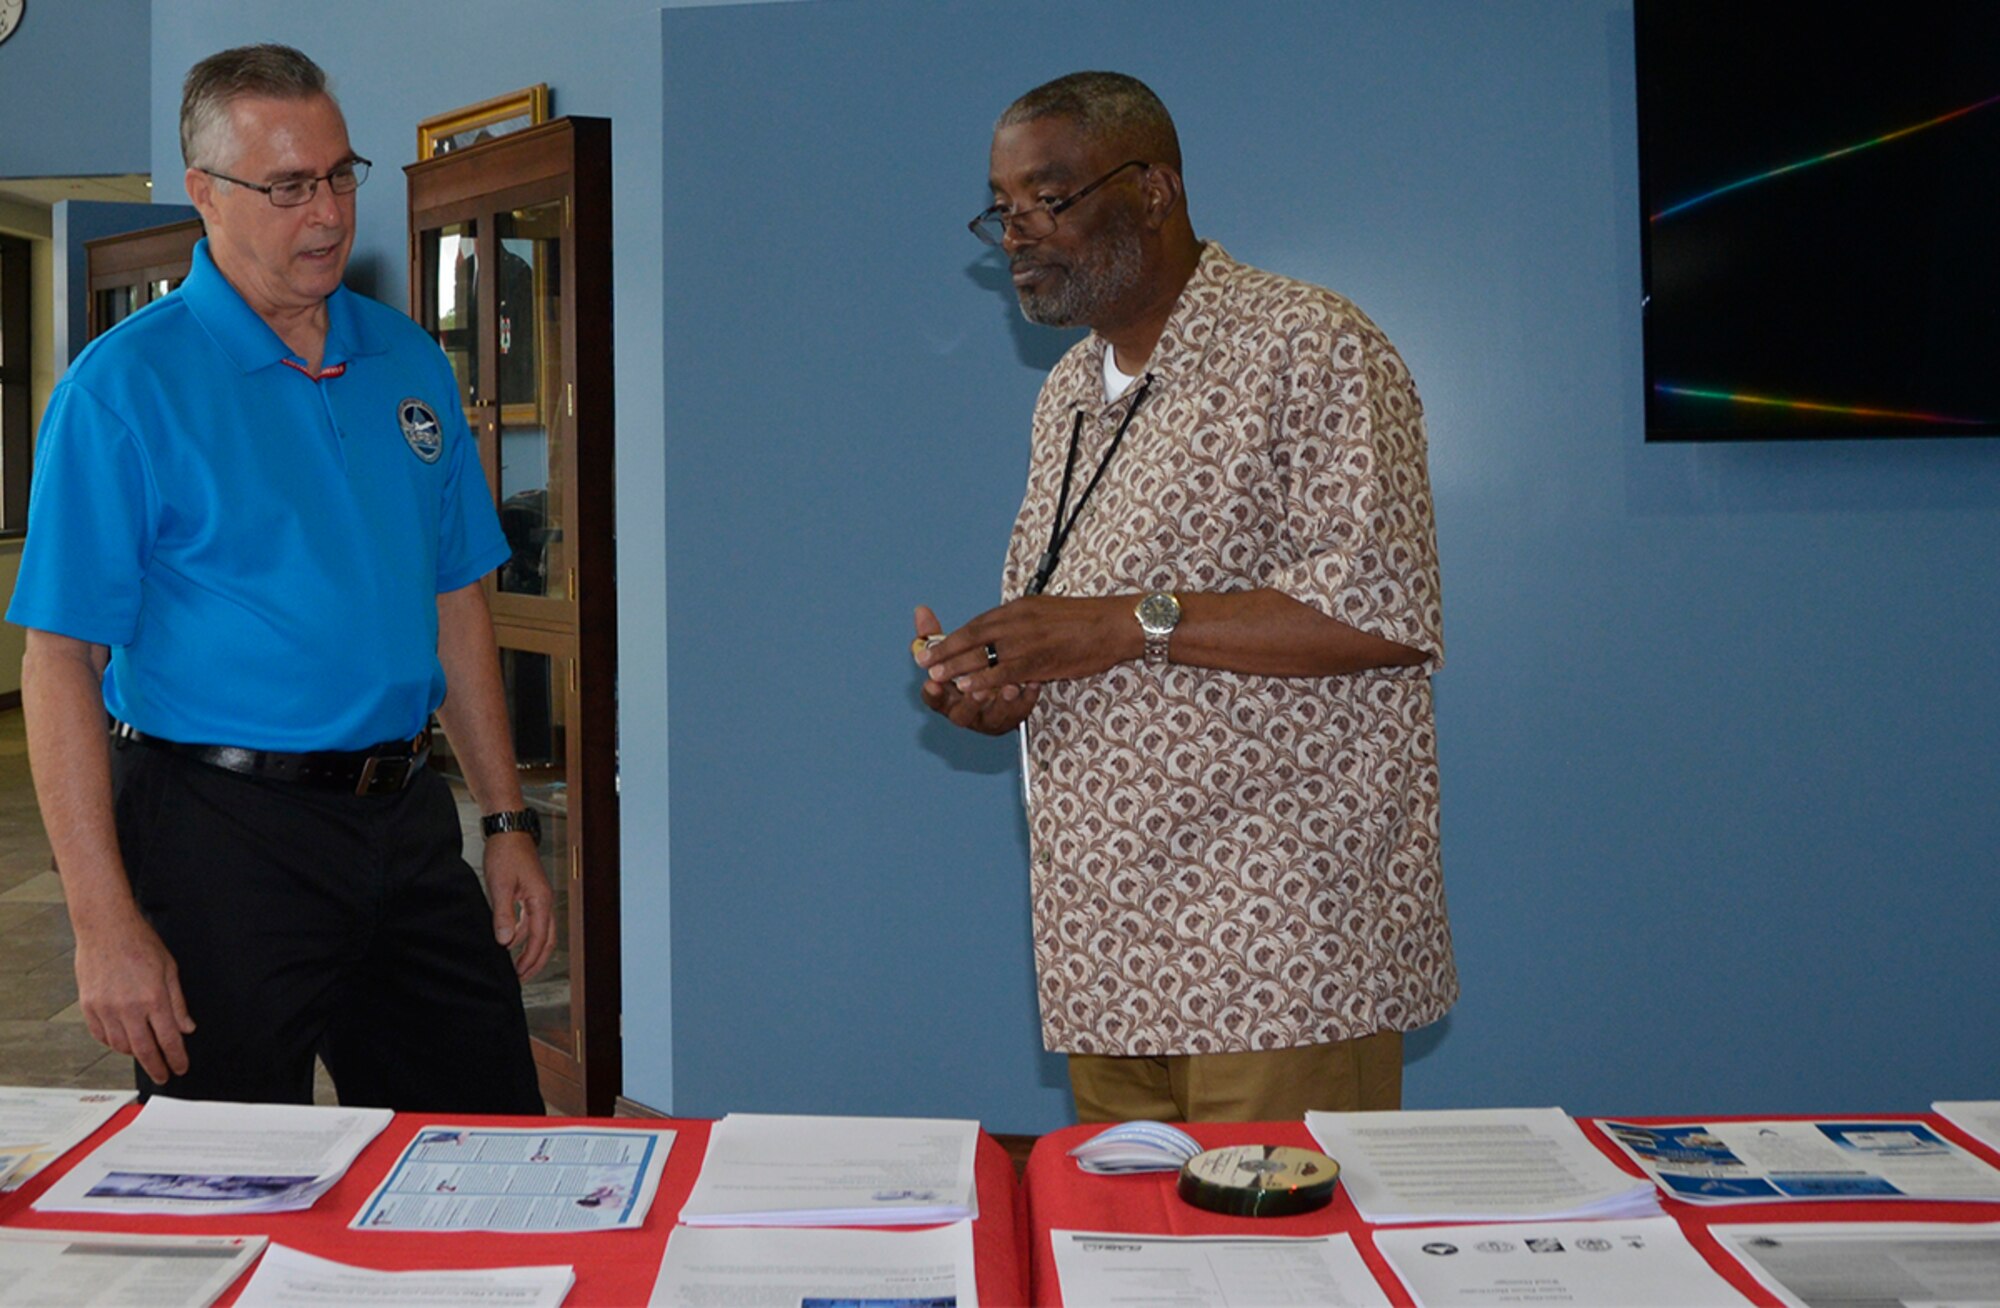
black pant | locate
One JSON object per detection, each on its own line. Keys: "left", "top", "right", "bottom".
{"left": 111, "top": 739, "right": 544, "bottom": 1113}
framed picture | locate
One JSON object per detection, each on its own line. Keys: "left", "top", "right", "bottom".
{"left": 417, "top": 85, "right": 550, "bottom": 160}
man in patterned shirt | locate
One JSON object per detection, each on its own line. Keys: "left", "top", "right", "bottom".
{"left": 916, "top": 71, "right": 1456, "bottom": 1122}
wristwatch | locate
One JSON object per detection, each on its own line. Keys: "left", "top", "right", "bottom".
{"left": 481, "top": 807, "right": 543, "bottom": 846}
{"left": 1135, "top": 591, "right": 1181, "bottom": 666}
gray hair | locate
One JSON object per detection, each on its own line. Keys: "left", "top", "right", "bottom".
{"left": 998, "top": 71, "right": 1182, "bottom": 173}
{"left": 180, "top": 44, "right": 332, "bottom": 170}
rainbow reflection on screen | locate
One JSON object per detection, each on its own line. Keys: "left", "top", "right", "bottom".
{"left": 1652, "top": 89, "right": 2000, "bottom": 222}
{"left": 1654, "top": 385, "right": 1991, "bottom": 428}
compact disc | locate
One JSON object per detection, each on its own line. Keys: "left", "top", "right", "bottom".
{"left": 1176, "top": 1144, "right": 1340, "bottom": 1218}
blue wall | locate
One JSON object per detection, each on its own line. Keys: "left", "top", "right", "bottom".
{"left": 43, "top": 0, "right": 1998, "bottom": 1130}
{"left": 659, "top": 0, "right": 2000, "bottom": 1128}
{"left": 0, "top": 0, "right": 151, "bottom": 179}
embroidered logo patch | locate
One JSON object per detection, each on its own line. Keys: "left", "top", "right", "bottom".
{"left": 398, "top": 398, "right": 444, "bottom": 463}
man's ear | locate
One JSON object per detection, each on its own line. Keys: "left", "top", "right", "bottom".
{"left": 1141, "top": 164, "right": 1184, "bottom": 229}
{"left": 185, "top": 167, "right": 218, "bottom": 221}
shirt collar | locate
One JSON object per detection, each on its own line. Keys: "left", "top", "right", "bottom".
{"left": 1065, "top": 241, "right": 1237, "bottom": 413}
{"left": 179, "top": 237, "right": 388, "bottom": 375}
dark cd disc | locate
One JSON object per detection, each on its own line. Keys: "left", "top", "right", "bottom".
{"left": 1176, "top": 1144, "right": 1341, "bottom": 1218}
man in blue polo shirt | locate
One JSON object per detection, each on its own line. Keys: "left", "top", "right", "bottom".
{"left": 8, "top": 44, "right": 552, "bottom": 1111}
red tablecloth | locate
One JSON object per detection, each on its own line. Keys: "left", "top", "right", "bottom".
{"left": 1023, "top": 1114, "right": 2000, "bottom": 1306}
{"left": 0, "top": 1108, "right": 1029, "bottom": 1306}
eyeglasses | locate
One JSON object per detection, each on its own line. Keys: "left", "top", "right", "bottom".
{"left": 200, "top": 157, "right": 372, "bottom": 208}
{"left": 969, "top": 159, "right": 1148, "bottom": 246}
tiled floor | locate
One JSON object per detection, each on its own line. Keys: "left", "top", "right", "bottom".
{"left": 0, "top": 709, "right": 337, "bottom": 1101}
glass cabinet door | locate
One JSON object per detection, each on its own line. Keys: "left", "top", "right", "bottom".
{"left": 418, "top": 220, "right": 480, "bottom": 410}
{"left": 494, "top": 201, "right": 567, "bottom": 606}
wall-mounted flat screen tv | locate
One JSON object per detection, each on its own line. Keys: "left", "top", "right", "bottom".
{"left": 1636, "top": 1, "right": 2000, "bottom": 441}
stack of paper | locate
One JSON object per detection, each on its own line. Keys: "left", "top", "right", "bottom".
{"left": 1596, "top": 1118, "right": 2000, "bottom": 1204}
{"left": 349, "top": 1125, "right": 672, "bottom": 1232}
{"left": 649, "top": 1222, "right": 976, "bottom": 1307}
{"left": 32, "top": 1097, "right": 391, "bottom": 1216}
{"left": 1711, "top": 1220, "right": 2000, "bottom": 1306}
{"left": 1934, "top": 1100, "right": 2000, "bottom": 1156}
{"left": 1051, "top": 1230, "right": 1392, "bottom": 1307}
{"left": 1374, "top": 1216, "right": 1748, "bottom": 1307}
{"left": 1068, "top": 1121, "right": 1202, "bottom": 1174}
{"left": 0, "top": 1086, "right": 136, "bottom": 1191}
{"left": 234, "top": 1245, "right": 575, "bottom": 1308}
{"left": 678, "top": 1113, "right": 978, "bottom": 1227}
{"left": 1306, "top": 1107, "right": 1660, "bottom": 1223}
{"left": 0, "top": 1230, "right": 265, "bottom": 1308}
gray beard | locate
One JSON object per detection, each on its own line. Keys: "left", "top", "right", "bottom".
{"left": 1014, "top": 224, "right": 1145, "bottom": 328}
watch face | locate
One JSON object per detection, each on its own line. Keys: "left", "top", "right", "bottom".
{"left": 1137, "top": 592, "right": 1181, "bottom": 635}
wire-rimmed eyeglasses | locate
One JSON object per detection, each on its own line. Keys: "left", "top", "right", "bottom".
{"left": 199, "top": 157, "right": 372, "bottom": 208}
{"left": 968, "top": 159, "right": 1148, "bottom": 246}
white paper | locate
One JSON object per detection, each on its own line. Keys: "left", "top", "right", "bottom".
{"left": 647, "top": 1221, "right": 977, "bottom": 1307}
{"left": 1710, "top": 1220, "right": 2000, "bottom": 1308}
{"left": 348, "top": 1124, "right": 672, "bottom": 1232}
{"left": 0, "top": 1086, "right": 137, "bottom": 1191}
{"left": 233, "top": 1243, "right": 575, "bottom": 1307}
{"left": 1051, "top": 1230, "right": 1392, "bottom": 1307}
{"left": 678, "top": 1113, "right": 979, "bottom": 1226}
{"left": 1373, "top": 1216, "right": 1750, "bottom": 1307}
{"left": 33, "top": 1096, "right": 391, "bottom": 1215}
{"left": 1305, "top": 1107, "right": 1660, "bottom": 1224}
{"left": 0, "top": 1229, "right": 264, "bottom": 1308}
{"left": 1934, "top": 1100, "right": 2000, "bottom": 1157}
{"left": 1596, "top": 1118, "right": 2000, "bottom": 1204}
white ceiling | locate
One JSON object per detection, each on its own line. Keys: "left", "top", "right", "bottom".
{"left": 0, "top": 175, "right": 155, "bottom": 210}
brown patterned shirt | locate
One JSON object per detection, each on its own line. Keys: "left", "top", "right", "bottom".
{"left": 1003, "top": 244, "right": 1457, "bottom": 1056}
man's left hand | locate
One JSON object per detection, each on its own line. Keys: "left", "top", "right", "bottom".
{"left": 921, "top": 594, "right": 1140, "bottom": 694}
{"left": 484, "top": 834, "right": 556, "bottom": 979}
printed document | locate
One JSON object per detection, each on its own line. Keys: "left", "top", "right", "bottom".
{"left": 1051, "top": 1230, "right": 1392, "bottom": 1307}
{"left": 647, "top": 1220, "right": 977, "bottom": 1306}
{"left": 1711, "top": 1221, "right": 2000, "bottom": 1308}
{"left": 678, "top": 1113, "right": 978, "bottom": 1226}
{"left": 1374, "top": 1215, "right": 1749, "bottom": 1307}
{"left": 0, "top": 1086, "right": 136, "bottom": 1191}
{"left": 349, "top": 1125, "right": 671, "bottom": 1232}
{"left": 1934, "top": 1100, "right": 2000, "bottom": 1157}
{"left": 233, "top": 1244, "right": 575, "bottom": 1307}
{"left": 32, "top": 1096, "right": 391, "bottom": 1215}
{"left": 0, "top": 1230, "right": 264, "bottom": 1308}
{"left": 1305, "top": 1107, "right": 1660, "bottom": 1223}
{"left": 1596, "top": 1118, "right": 2000, "bottom": 1204}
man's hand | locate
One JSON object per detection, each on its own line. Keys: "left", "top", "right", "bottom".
{"left": 913, "top": 604, "right": 1041, "bottom": 735}
{"left": 73, "top": 909, "right": 195, "bottom": 1086}
{"left": 917, "top": 595, "right": 1138, "bottom": 699}
{"left": 483, "top": 834, "right": 556, "bottom": 979}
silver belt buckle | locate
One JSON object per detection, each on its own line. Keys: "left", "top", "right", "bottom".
{"left": 355, "top": 754, "right": 412, "bottom": 796}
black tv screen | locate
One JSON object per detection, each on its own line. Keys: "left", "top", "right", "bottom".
{"left": 1636, "top": 1, "right": 2000, "bottom": 441}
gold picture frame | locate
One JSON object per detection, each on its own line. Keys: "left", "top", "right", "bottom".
{"left": 417, "top": 85, "right": 550, "bottom": 160}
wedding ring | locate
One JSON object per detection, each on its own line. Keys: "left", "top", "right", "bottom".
{"left": 985, "top": 643, "right": 1000, "bottom": 668}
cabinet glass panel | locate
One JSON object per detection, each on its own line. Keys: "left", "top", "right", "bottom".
{"left": 419, "top": 221, "right": 479, "bottom": 409}
{"left": 494, "top": 201, "right": 564, "bottom": 599}
{"left": 96, "top": 285, "right": 139, "bottom": 331}
{"left": 507, "top": 647, "right": 571, "bottom": 1055}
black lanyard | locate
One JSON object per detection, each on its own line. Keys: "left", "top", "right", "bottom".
{"left": 1027, "top": 374, "right": 1154, "bottom": 597}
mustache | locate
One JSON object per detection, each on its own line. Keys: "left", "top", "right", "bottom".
{"left": 1010, "top": 253, "right": 1065, "bottom": 273}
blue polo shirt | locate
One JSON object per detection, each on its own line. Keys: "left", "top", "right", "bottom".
{"left": 7, "top": 240, "right": 509, "bottom": 751}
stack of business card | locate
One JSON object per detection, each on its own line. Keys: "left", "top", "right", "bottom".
{"left": 1068, "top": 1122, "right": 1203, "bottom": 1175}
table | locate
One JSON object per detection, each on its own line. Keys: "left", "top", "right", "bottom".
{"left": 1022, "top": 1114, "right": 2000, "bottom": 1305}
{"left": 0, "top": 1108, "right": 1029, "bottom": 1306}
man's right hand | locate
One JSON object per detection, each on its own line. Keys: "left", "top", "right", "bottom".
{"left": 74, "top": 910, "right": 195, "bottom": 1085}
{"left": 913, "top": 604, "right": 1040, "bottom": 736}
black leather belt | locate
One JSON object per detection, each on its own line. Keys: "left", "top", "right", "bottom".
{"left": 111, "top": 721, "right": 432, "bottom": 796}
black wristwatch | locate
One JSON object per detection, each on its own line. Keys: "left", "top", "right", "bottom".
{"left": 481, "top": 807, "right": 543, "bottom": 846}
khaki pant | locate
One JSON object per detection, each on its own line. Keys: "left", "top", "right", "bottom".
{"left": 1067, "top": 1031, "right": 1404, "bottom": 1123}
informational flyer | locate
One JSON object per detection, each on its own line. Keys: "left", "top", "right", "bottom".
{"left": 0, "top": 1230, "right": 264, "bottom": 1308}
{"left": 648, "top": 1221, "right": 976, "bottom": 1307}
{"left": 1934, "top": 1101, "right": 2000, "bottom": 1157}
{"left": 677, "top": 1113, "right": 979, "bottom": 1227}
{"left": 349, "top": 1126, "right": 672, "bottom": 1232}
{"left": 1596, "top": 1119, "right": 2000, "bottom": 1204}
{"left": 1373, "top": 1216, "right": 1749, "bottom": 1307}
{"left": 1051, "top": 1231, "right": 1392, "bottom": 1307}
{"left": 233, "top": 1244, "right": 575, "bottom": 1307}
{"left": 0, "top": 1087, "right": 137, "bottom": 1191}
{"left": 33, "top": 1098, "right": 390, "bottom": 1216}
{"left": 1711, "top": 1221, "right": 2000, "bottom": 1308}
